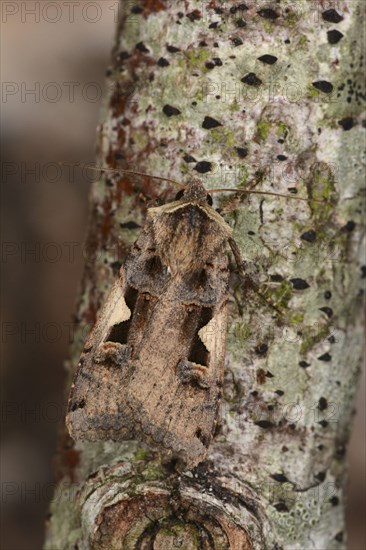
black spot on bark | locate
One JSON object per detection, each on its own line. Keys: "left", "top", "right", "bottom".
{"left": 206, "top": 57, "right": 223, "bottom": 69}
{"left": 163, "top": 104, "right": 181, "bottom": 117}
{"left": 213, "top": 57, "right": 223, "bottom": 66}
{"left": 318, "top": 397, "right": 328, "bottom": 411}
{"left": 335, "top": 532, "right": 343, "bottom": 542}
{"left": 209, "top": 21, "right": 219, "bottom": 28}
{"left": 271, "top": 473, "right": 288, "bottom": 482}
{"left": 236, "top": 147, "right": 248, "bottom": 158}
{"left": 157, "top": 57, "right": 170, "bottom": 67}
{"left": 194, "top": 161, "right": 212, "bottom": 174}
{"left": 118, "top": 51, "right": 130, "bottom": 61}
{"left": 166, "top": 44, "right": 180, "bottom": 53}
{"left": 322, "top": 9, "right": 343, "bottom": 23}
{"left": 255, "top": 343, "right": 268, "bottom": 355}
{"left": 186, "top": 10, "right": 201, "bottom": 22}
{"left": 319, "top": 420, "right": 329, "bottom": 428}
{"left": 300, "top": 230, "right": 317, "bottom": 242}
{"left": 258, "top": 8, "right": 279, "bottom": 20}
{"left": 202, "top": 116, "right": 222, "bottom": 129}
{"left": 258, "top": 54, "right": 278, "bottom": 65}
{"left": 275, "top": 390, "right": 284, "bottom": 396}
{"left": 183, "top": 154, "right": 196, "bottom": 163}
{"left": 236, "top": 18, "right": 246, "bottom": 27}
{"left": 315, "top": 471, "right": 326, "bottom": 482}
{"left": 290, "top": 278, "right": 310, "bottom": 290}
{"left": 318, "top": 353, "right": 332, "bottom": 362}
{"left": 131, "top": 5, "right": 143, "bottom": 14}
{"left": 344, "top": 220, "right": 356, "bottom": 231}
{"left": 241, "top": 72, "right": 262, "bottom": 86}
{"left": 319, "top": 307, "right": 333, "bottom": 318}
{"left": 135, "top": 42, "right": 149, "bottom": 53}
{"left": 277, "top": 154, "right": 287, "bottom": 161}
{"left": 299, "top": 361, "right": 310, "bottom": 368}
{"left": 270, "top": 274, "right": 283, "bottom": 282}
{"left": 273, "top": 502, "right": 289, "bottom": 512}
{"left": 327, "top": 29, "right": 344, "bottom": 44}
{"left": 231, "top": 37, "right": 243, "bottom": 47}
{"left": 312, "top": 81, "right": 334, "bottom": 94}
{"left": 255, "top": 420, "right": 274, "bottom": 428}
{"left": 324, "top": 290, "right": 332, "bottom": 299}
{"left": 338, "top": 117, "right": 354, "bottom": 131}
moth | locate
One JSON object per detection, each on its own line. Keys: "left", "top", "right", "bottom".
{"left": 66, "top": 169, "right": 318, "bottom": 469}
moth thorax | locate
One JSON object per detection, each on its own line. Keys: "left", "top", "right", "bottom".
{"left": 151, "top": 201, "right": 229, "bottom": 275}
{"left": 165, "top": 237, "right": 202, "bottom": 275}
{"left": 160, "top": 213, "right": 209, "bottom": 274}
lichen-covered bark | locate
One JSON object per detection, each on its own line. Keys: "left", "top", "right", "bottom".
{"left": 45, "top": 1, "right": 365, "bottom": 548}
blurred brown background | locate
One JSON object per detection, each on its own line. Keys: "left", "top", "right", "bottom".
{"left": 1, "top": 2, "right": 364, "bottom": 549}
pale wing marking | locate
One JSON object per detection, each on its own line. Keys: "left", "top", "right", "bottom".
{"left": 108, "top": 285, "right": 131, "bottom": 326}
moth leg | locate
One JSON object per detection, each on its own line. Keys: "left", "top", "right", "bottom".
{"left": 94, "top": 342, "right": 131, "bottom": 366}
{"left": 177, "top": 359, "right": 210, "bottom": 390}
{"left": 229, "top": 237, "right": 281, "bottom": 314}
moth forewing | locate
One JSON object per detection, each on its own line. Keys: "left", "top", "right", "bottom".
{"left": 66, "top": 180, "right": 232, "bottom": 468}
{"left": 66, "top": 273, "right": 135, "bottom": 439}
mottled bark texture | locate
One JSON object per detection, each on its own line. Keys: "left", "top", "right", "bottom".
{"left": 45, "top": 1, "right": 365, "bottom": 549}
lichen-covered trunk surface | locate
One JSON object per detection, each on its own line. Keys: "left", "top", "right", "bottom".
{"left": 45, "top": 1, "right": 365, "bottom": 549}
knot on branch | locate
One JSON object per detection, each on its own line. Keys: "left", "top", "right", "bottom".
{"left": 92, "top": 491, "right": 251, "bottom": 549}
{"left": 81, "top": 471, "right": 254, "bottom": 549}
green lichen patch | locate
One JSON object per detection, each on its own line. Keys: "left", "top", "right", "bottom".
{"left": 261, "top": 280, "right": 294, "bottom": 311}
{"left": 256, "top": 120, "right": 271, "bottom": 142}
{"left": 300, "top": 321, "right": 332, "bottom": 355}
{"left": 305, "top": 162, "right": 338, "bottom": 223}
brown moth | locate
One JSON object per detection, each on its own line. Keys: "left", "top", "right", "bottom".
{"left": 66, "top": 167, "right": 321, "bottom": 469}
{"left": 66, "top": 179, "right": 233, "bottom": 468}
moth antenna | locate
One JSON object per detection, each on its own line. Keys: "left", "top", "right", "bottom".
{"left": 207, "top": 188, "right": 325, "bottom": 204}
{"left": 59, "top": 162, "right": 185, "bottom": 189}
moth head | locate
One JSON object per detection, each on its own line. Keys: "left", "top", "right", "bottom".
{"left": 175, "top": 179, "right": 213, "bottom": 206}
